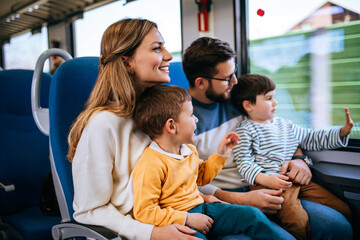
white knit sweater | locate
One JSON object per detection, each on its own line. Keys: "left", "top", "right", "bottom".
{"left": 72, "top": 111, "right": 153, "bottom": 240}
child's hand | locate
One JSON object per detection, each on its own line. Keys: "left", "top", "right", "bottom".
{"left": 340, "top": 108, "right": 353, "bottom": 137}
{"left": 186, "top": 213, "right": 214, "bottom": 235}
{"left": 217, "top": 132, "right": 240, "bottom": 156}
{"left": 255, "top": 173, "right": 292, "bottom": 191}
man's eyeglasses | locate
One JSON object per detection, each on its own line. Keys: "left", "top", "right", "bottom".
{"left": 204, "top": 63, "right": 238, "bottom": 85}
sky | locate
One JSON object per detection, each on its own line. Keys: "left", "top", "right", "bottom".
{"left": 249, "top": 0, "right": 360, "bottom": 39}
{"left": 76, "top": 0, "right": 360, "bottom": 56}
{"left": 75, "top": 0, "right": 181, "bottom": 57}
{"left": 4, "top": 0, "right": 360, "bottom": 69}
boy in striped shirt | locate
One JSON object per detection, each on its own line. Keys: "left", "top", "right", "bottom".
{"left": 231, "top": 74, "right": 353, "bottom": 240}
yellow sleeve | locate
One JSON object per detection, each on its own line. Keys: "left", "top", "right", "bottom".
{"left": 132, "top": 148, "right": 187, "bottom": 226}
{"left": 187, "top": 145, "right": 228, "bottom": 186}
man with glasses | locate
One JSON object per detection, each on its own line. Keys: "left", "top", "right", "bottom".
{"left": 182, "top": 37, "right": 353, "bottom": 240}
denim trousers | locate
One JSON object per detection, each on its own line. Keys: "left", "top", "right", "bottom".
{"left": 188, "top": 202, "right": 285, "bottom": 240}
{"left": 216, "top": 199, "right": 353, "bottom": 240}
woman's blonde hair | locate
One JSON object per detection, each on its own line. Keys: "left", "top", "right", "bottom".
{"left": 67, "top": 18, "right": 157, "bottom": 161}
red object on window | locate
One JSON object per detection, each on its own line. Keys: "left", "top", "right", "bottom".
{"left": 257, "top": 9, "right": 265, "bottom": 17}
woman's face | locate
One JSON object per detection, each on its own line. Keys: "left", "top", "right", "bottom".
{"left": 128, "top": 27, "right": 173, "bottom": 93}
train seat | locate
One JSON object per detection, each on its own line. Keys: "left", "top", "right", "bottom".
{"left": 0, "top": 69, "right": 60, "bottom": 240}
{"left": 31, "top": 52, "right": 190, "bottom": 239}
{"left": 166, "top": 61, "right": 189, "bottom": 89}
{"left": 32, "top": 56, "right": 120, "bottom": 239}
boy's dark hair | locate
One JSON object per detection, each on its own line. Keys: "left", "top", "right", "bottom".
{"left": 182, "top": 37, "right": 236, "bottom": 87}
{"left": 134, "top": 85, "right": 192, "bottom": 139}
{"left": 231, "top": 74, "right": 276, "bottom": 116}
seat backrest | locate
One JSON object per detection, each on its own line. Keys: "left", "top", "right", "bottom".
{"left": 166, "top": 61, "right": 189, "bottom": 89}
{"left": 49, "top": 59, "right": 188, "bottom": 221}
{"left": 0, "top": 69, "right": 52, "bottom": 215}
{"left": 49, "top": 57, "right": 100, "bottom": 221}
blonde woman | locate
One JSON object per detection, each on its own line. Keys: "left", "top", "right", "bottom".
{"left": 68, "top": 18, "right": 200, "bottom": 240}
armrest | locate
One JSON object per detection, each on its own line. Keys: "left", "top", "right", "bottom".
{"left": 311, "top": 162, "right": 360, "bottom": 189}
{"left": 0, "top": 179, "right": 15, "bottom": 192}
{"left": 52, "top": 220, "right": 123, "bottom": 240}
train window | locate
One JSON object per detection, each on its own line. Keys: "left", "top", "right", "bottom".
{"left": 74, "top": 0, "right": 181, "bottom": 61}
{"left": 3, "top": 26, "right": 49, "bottom": 71}
{"left": 248, "top": 0, "right": 360, "bottom": 140}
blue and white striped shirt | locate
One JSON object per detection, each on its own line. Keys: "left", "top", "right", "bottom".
{"left": 233, "top": 117, "right": 349, "bottom": 185}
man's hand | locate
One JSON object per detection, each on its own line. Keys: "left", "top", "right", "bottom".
{"left": 186, "top": 213, "right": 214, "bottom": 235}
{"left": 151, "top": 224, "right": 201, "bottom": 240}
{"left": 281, "top": 159, "right": 311, "bottom": 185}
{"left": 214, "top": 188, "right": 284, "bottom": 214}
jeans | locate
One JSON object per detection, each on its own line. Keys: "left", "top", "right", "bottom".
{"left": 189, "top": 202, "right": 285, "bottom": 240}
{"left": 216, "top": 220, "right": 293, "bottom": 240}
{"left": 216, "top": 199, "right": 353, "bottom": 240}
{"left": 301, "top": 199, "right": 353, "bottom": 240}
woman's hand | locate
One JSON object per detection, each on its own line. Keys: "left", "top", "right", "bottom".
{"left": 186, "top": 213, "right": 214, "bottom": 235}
{"left": 217, "top": 132, "right": 240, "bottom": 156}
{"left": 151, "top": 224, "right": 201, "bottom": 240}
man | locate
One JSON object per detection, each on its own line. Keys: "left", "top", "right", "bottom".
{"left": 182, "top": 37, "right": 353, "bottom": 240}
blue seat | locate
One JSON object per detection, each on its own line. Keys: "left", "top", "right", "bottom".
{"left": 0, "top": 69, "right": 60, "bottom": 240}
{"left": 166, "top": 61, "right": 189, "bottom": 89}
{"left": 31, "top": 54, "right": 121, "bottom": 239}
{"left": 31, "top": 53, "right": 190, "bottom": 239}
{"left": 49, "top": 57, "right": 101, "bottom": 223}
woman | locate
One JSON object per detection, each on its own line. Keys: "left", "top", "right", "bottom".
{"left": 68, "top": 18, "right": 199, "bottom": 240}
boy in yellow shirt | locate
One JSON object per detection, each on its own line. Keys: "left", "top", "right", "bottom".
{"left": 132, "top": 85, "right": 285, "bottom": 240}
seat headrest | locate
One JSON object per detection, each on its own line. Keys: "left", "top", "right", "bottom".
{"left": 167, "top": 62, "right": 189, "bottom": 89}
{"left": 0, "top": 69, "right": 51, "bottom": 115}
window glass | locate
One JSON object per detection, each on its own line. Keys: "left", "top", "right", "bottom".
{"left": 74, "top": 0, "right": 181, "bottom": 61}
{"left": 249, "top": 0, "right": 360, "bottom": 139}
{"left": 3, "top": 27, "right": 49, "bottom": 71}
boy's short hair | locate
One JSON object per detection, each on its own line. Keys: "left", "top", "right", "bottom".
{"left": 231, "top": 74, "right": 276, "bottom": 116}
{"left": 182, "top": 37, "right": 236, "bottom": 87}
{"left": 134, "top": 85, "right": 192, "bottom": 139}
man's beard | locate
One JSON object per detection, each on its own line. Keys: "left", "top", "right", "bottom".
{"left": 205, "top": 82, "right": 229, "bottom": 102}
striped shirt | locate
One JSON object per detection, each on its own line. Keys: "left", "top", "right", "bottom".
{"left": 233, "top": 117, "right": 349, "bottom": 185}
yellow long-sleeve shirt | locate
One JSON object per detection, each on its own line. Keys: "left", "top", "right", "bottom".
{"left": 132, "top": 142, "right": 227, "bottom": 226}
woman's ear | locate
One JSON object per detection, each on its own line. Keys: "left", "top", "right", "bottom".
{"left": 122, "top": 56, "right": 134, "bottom": 74}
{"left": 194, "top": 77, "right": 209, "bottom": 90}
{"left": 122, "top": 56, "right": 128, "bottom": 62}
{"left": 243, "top": 100, "right": 253, "bottom": 113}
{"left": 164, "top": 118, "right": 176, "bottom": 135}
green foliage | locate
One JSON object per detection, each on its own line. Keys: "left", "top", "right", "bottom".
{"left": 249, "top": 20, "right": 360, "bottom": 138}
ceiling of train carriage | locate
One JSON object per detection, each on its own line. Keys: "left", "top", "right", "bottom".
{"left": 0, "top": 0, "right": 135, "bottom": 44}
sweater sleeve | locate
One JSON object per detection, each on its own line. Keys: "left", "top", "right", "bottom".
{"left": 132, "top": 148, "right": 187, "bottom": 226}
{"left": 292, "top": 123, "right": 349, "bottom": 151}
{"left": 72, "top": 113, "right": 153, "bottom": 240}
{"left": 233, "top": 124, "right": 263, "bottom": 185}
{"left": 198, "top": 184, "right": 220, "bottom": 195}
{"left": 193, "top": 145, "right": 228, "bottom": 186}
